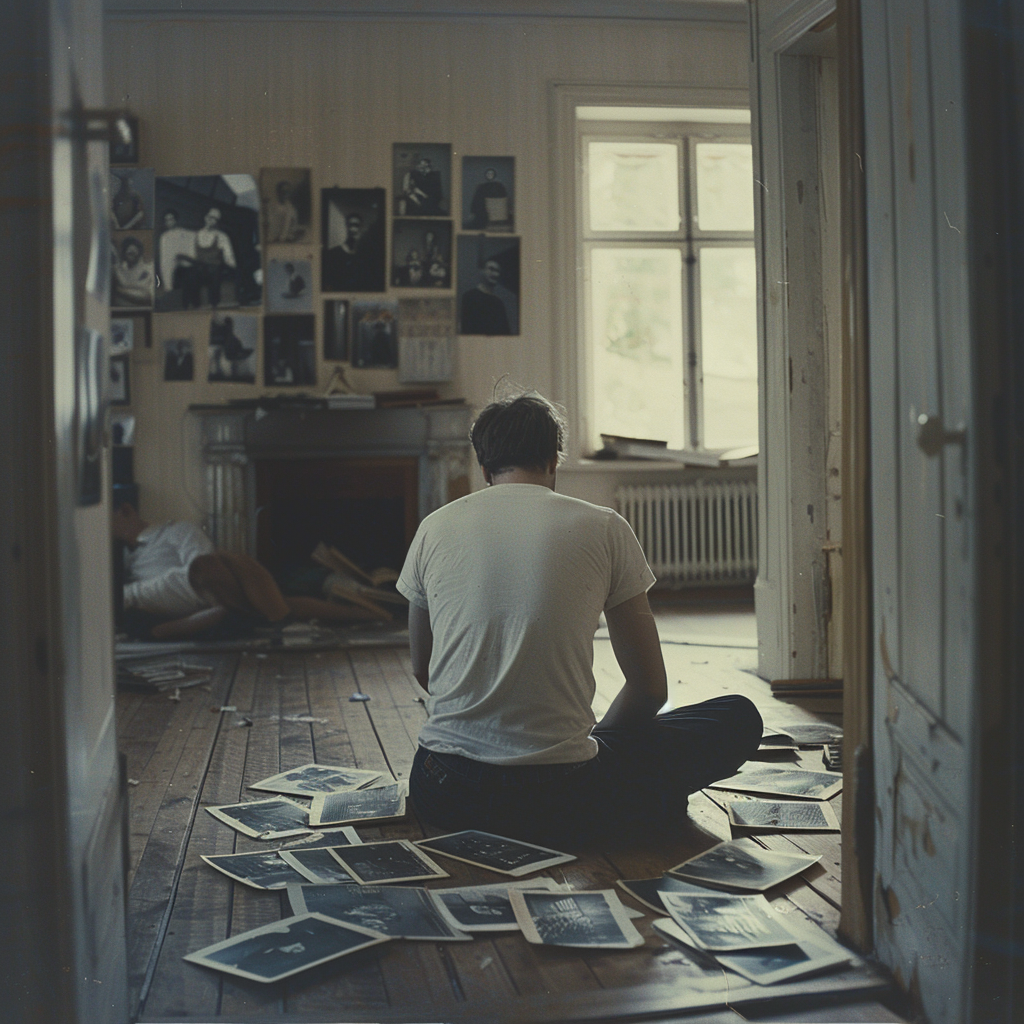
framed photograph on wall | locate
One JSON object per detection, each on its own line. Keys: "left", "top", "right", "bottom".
{"left": 110, "top": 167, "right": 155, "bottom": 231}
{"left": 323, "top": 299, "right": 349, "bottom": 362}
{"left": 109, "top": 355, "right": 131, "bottom": 406}
{"left": 461, "top": 157, "right": 514, "bottom": 232}
{"left": 208, "top": 314, "right": 257, "bottom": 383}
{"left": 155, "top": 175, "right": 262, "bottom": 311}
{"left": 456, "top": 235, "right": 520, "bottom": 336}
{"left": 393, "top": 143, "right": 451, "bottom": 217}
{"left": 111, "top": 231, "right": 155, "bottom": 309}
{"left": 392, "top": 219, "right": 451, "bottom": 289}
{"left": 111, "top": 313, "right": 147, "bottom": 354}
{"left": 321, "top": 187, "right": 386, "bottom": 293}
{"left": 266, "top": 258, "right": 313, "bottom": 313}
{"left": 264, "top": 314, "right": 317, "bottom": 386}
{"left": 163, "top": 338, "right": 194, "bottom": 382}
{"left": 259, "top": 168, "right": 312, "bottom": 243}
{"left": 110, "top": 116, "right": 139, "bottom": 166}
{"left": 351, "top": 300, "right": 399, "bottom": 369}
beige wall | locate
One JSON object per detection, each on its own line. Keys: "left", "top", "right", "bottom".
{"left": 105, "top": 15, "right": 748, "bottom": 523}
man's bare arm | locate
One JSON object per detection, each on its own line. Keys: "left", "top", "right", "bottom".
{"left": 597, "top": 591, "right": 667, "bottom": 729}
{"left": 408, "top": 601, "right": 433, "bottom": 695}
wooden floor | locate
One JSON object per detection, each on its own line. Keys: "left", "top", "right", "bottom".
{"left": 117, "top": 611, "right": 906, "bottom": 1024}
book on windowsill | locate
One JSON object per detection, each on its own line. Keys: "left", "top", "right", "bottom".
{"left": 595, "top": 435, "right": 722, "bottom": 468}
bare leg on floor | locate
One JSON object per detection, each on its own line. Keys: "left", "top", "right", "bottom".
{"left": 150, "top": 605, "right": 228, "bottom": 640}
{"left": 189, "top": 552, "right": 290, "bottom": 622}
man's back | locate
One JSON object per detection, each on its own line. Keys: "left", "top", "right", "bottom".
{"left": 397, "top": 485, "right": 654, "bottom": 765}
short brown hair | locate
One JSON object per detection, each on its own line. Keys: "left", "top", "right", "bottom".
{"left": 470, "top": 391, "right": 567, "bottom": 475}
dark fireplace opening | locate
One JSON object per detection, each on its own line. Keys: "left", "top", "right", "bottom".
{"left": 255, "top": 458, "right": 418, "bottom": 578}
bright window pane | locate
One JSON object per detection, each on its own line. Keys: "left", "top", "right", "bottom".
{"left": 590, "top": 248, "right": 685, "bottom": 448}
{"left": 695, "top": 143, "right": 754, "bottom": 232}
{"left": 587, "top": 142, "right": 680, "bottom": 232}
{"left": 699, "top": 246, "right": 758, "bottom": 448}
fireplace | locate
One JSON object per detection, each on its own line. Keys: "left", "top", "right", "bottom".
{"left": 190, "top": 403, "right": 473, "bottom": 560}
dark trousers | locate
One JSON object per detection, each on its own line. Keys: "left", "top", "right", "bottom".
{"left": 409, "top": 695, "right": 762, "bottom": 848}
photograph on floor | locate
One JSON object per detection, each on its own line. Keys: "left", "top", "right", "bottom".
{"left": 456, "top": 234, "right": 519, "bottom": 335}
{"left": 393, "top": 143, "right": 451, "bottom": 217}
{"left": 111, "top": 231, "right": 155, "bottom": 309}
{"left": 162, "top": 337, "right": 194, "bottom": 381}
{"left": 615, "top": 875, "right": 722, "bottom": 914}
{"left": 263, "top": 314, "right": 316, "bottom": 386}
{"left": 668, "top": 839, "right": 822, "bottom": 892}
{"left": 154, "top": 175, "right": 262, "bottom": 310}
{"left": 350, "top": 299, "right": 399, "bottom": 369}
{"left": 108, "top": 355, "right": 130, "bottom": 405}
{"left": 391, "top": 219, "right": 451, "bottom": 288}
{"left": 511, "top": 890, "right": 644, "bottom": 949}
{"left": 260, "top": 168, "right": 311, "bottom": 243}
{"left": 207, "top": 314, "right": 257, "bottom": 383}
{"left": 250, "top": 763, "right": 383, "bottom": 796}
{"left": 429, "top": 878, "right": 563, "bottom": 933}
{"left": 279, "top": 848, "right": 356, "bottom": 885}
{"left": 398, "top": 297, "right": 455, "bottom": 383}
{"left": 309, "top": 781, "right": 406, "bottom": 828}
{"left": 288, "top": 883, "right": 469, "bottom": 941}
{"left": 415, "top": 830, "right": 575, "bottom": 876}
{"left": 321, "top": 187, "right": 386, "bottom": 292}
{"left": 183, "top": 913, "right": 390, "bottom": 983}
{"left": 323, "top": 299, "right": 349, "bottom": 361}
{"left": 205, "top": 796, "right": 311, "bottom": 840}
{"left": 200, "top": 850, "right": 309, "bottom": 890}
{"left": 328, "top": 840, "right": 448, "bottom": 885}
{"left": 725, "top": 797, "right": 841, "bottom": 831}
{"left": 110, "top": 167, "right": 154, "bottom": 231}
{"left": 276, "top": 827, "right": 362, "bottom": 852}
{"left": 709, "top": 766, "right": 843, "bottom": 801}
{"left": 265, "top": 257, "right": 313, "bottom": 312}
{"left": 658, "top": 892, "right": 795, "bottom": 952}
{"left": 461, "top": 156, "right": 514, "bottom": 232}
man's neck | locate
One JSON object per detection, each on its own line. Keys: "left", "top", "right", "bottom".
{"left": 486, "top": 467, "right": 556, "bottom": 489}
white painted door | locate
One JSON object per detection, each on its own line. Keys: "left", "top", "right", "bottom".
{"left": 862, "top": 0, "right": 975, "bottom": 1018}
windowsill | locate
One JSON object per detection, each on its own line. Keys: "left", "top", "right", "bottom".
{"left": 559, "top": 458, "right": 757, "bottom": 473}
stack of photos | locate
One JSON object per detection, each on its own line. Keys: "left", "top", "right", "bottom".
{"left": 201, "top": 850, "right": 310, "bottom": 891}
{"left": 308, "top": 781, "right": 407, "bottom": 828}
{"left": 328, "top": 840, "right": 448, "bottom": 885}
{"left": 288, "top": 883, "right": 469, "bottom": 941}
{"left": 726, "top": 798, "right": 841, "bottom": 832}
{"left": 709, "top": 767, "right": 843, "bottom": 801}
{"left": 259, "top": 169, "right": 312, "bottom": 244}
{"left": 205, "top": 797, "right": 311, "bottom": 840}
{"left": 249, "top": 763, "right": 383, "bottom": 796}
{"left": 429, "top": 878, "right": 563, "bottom": 933}
{"left": 279, "top": 847, "right": 357, "bottom": 885}
{"left": 510, "top": 890, "right": 643, "bottom": 949}
{"left": 658, "top": 892, "right": 795, "bottom": 953}
{"left": 616, "top": 874, "right": 724, "bottom": 914}
{"left": 183, "top": 913, "right": 390, "bottom": 983}
{"left": 667, "top": 840, "right": 822, "bottom": 892}
{"left": 415, "top": 830, "right": 575, "bottom": 877}
{"left": 456, "top": 234, "right": 520, "bottom": 336}
{"left": 208, "top": 314, "right": 257, "bottom": 383}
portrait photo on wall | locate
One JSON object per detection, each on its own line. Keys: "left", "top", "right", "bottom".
{"left": 208, "top": 314, "right": 257, "bottom": 383}
{"left": 111, "top": 231, "right": 155, "bottom": 309}
{"left": 111, "top": 313, "right": 150, "bottom": 354}
{"left": 266, "top": 258, "right": 313, "bottom": 313}
{"left": 264, "top": 314, "right": 317, "bottom": 386}
{"left": 109, "top": 355, "right": 131, "bottom": 405}
{"left": 110, "top": 116, "right": 139, "bottom": 166}
{"left": 110, "top": 167, "right": 154, "bottom": 231}
{"left": 351, "top": 300, "right": 399, "bottom": 369}
{"left": 393, "top": 144, "right": 451, "bottom": 217}
{"left": 392, "top": 219, "right": 451, "bottom": 289}
{"left": 321, "top": 187, "right": 386, "bottom": 293}
{"left": 456, "top": 235, "right": 520, "bottom": 336}
{"left": 163, "top": 337, "right": 195, "bottom": 382}
{"left": 461, "top": 157, "right": 515, "bottom": 232}
{"left": 260, "top": 168, "right": 312, "bottom": 243}
{"left": 154, "top": 175, "right": 262, "bottom": 311}
{"left": 323, "top": 299, "right": 349, "bottom": 362}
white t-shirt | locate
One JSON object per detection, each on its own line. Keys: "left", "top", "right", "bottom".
{"left": 123, "top": 522, "right": 215, "bottom": 617}
{"left": 397, "top": 484, "right": 656, "bottom": 765}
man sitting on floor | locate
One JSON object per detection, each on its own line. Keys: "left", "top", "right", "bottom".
{"left": 397, "top": 391, "right": 762, "bottom": 846}
{"left": 112, "top": 501, "right": 375, "bottom": 640}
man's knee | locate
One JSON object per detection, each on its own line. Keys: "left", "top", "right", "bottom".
{"left": 718, "top": 694, "right": 763, "bottom": 755}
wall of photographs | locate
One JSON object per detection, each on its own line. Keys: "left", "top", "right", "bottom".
{"left": 105, "top": 14, "right": 747, "bottom": 523}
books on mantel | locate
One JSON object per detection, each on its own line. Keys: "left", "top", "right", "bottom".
{"left": 325, "top": 393, "right": 376, "bottom": 409}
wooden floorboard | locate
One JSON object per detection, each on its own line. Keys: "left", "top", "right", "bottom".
{"left": 119, "top": 618, "right": 905, "bottom": 1023}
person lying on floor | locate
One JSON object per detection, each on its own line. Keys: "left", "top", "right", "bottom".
{"left": 396, "top": 390, "right": 763, "bottom": 847}
{"left": 112, "top": 501, "right": 377, "bottom": 640}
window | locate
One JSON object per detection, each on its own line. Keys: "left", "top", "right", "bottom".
{"left": 577, "top": 110, "right": 757, "bottom": 454}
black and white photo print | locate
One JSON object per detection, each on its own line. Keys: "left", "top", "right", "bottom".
{"left": 163, "top": 338, "right": 194, "bottom": 382}
{"left": 205, "top": 797, "right": 311, "bottom": 840}
{"left": 109, "top": 116, "right": 139, "bottom": 165}
{"left": 250, "top": 763, "right": 382, "bottom": 797}
{"left": 201, "top": 850, "right": 308, "bottom": 890}
{"left": 263, "top": 314, "right": 316, "bottom": 387}
{"left": 155, "top": 175, "right": 262, "bottom": 310}
{"left": 110, "top": 316, "right": 136, "bottom": 355}
{"left": 321, "top": 188, "right": 386, "bottom": 293}
{"left": 110, "top": 168, "right": 154, "bottom": 231}
{"left": 393, "top": 143, "right": 451, "bottom": 217}
{"left": 110, "top": 414, "right": 135, "bottom": 447}
{"left": 391, "top": 219, "right": 452, "bottom": 288}
{"left": 323, "top": 299, "right": 349, "bottom": 362}
{"left": 308, "top": 781, "right": 406, "bottom": 828}
{"left": 615, "top": 875, "right": 718, "bottom": 915}
{"left": 260, "top": 168, "right": 312, "bottom": 243}
{"left": 350, "top": 300, "right": 399, "bottom": 369}
{"left": 327, "top": 840, "right": 448, "bottom": 885}
{"left": 709, "top": 766, "right": 843, "bottom": 801}
{"left": 429, "top": 878, "right": 562, "bottom": 933}
{"left": 658, "top": 891, "right": 795, "bottom": 952}
{"left": 668, "top": 839, "right": 821, "bottom": 892}
{"left": 278, "top": 848, "right": 356, "bottom": 886}
{"left": 461, "top": 157, "right": 515, "bottom": 232}
{"left": 111, "top": 231, "right": 155, "bottom": 309}
{"left": 511, "top": 890, "right": 643, "bottom": 949}
{"left": 266, "top": 258, "right": 313, "bottom": 313}
{"left": 109, "top": 355, "right": 130, "bottom": 405}
{"left": 208, "top": 314, "right": 257, "bottom": 383}
{"left": 457, "top": 235, "right": 519, "bottom": 335}
{"left": 415, "top": 831, "right": 575, "bottom": 877}
{"left": 725, "top": 797, "right": 841, "bottom": 832}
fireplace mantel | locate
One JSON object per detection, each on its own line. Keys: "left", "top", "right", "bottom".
{"left": 190, "top": 403, "right": 473, "bottom": 552}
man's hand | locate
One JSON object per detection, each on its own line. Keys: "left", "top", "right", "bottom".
{"left": 597, "top": 591, "right": 667, "bottom": 730}
{"left": 408, "top": 601, "right": 433, "bottom": 695}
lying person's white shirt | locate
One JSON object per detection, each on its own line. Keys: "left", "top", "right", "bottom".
{"left": 123, "top": 521, "right": 215, "bottom": 617}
